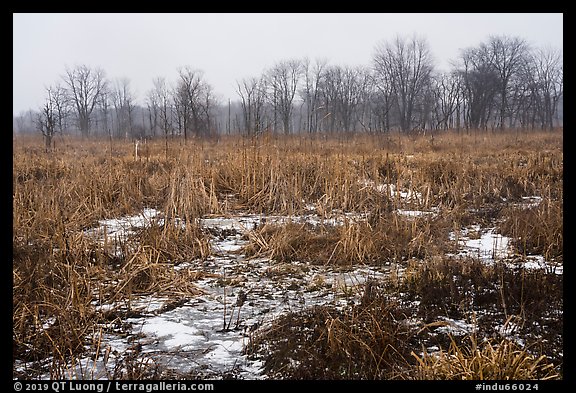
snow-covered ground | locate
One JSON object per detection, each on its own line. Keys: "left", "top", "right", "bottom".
{"left": 450, "top": 225, "right": 512, "bottom": 261}
{"left": 448, "top": 222, "right": 562, "bottom": 274}
{"left": 358, "top": 179, "right": 423, "bottom": 203}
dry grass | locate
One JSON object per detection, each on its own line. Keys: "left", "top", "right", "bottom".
{"left": 410, "top": 335, "right": 559, "bottom": 380}
{"left": 395, "top": 256, "right": 563, "bottom": 372}
{"left": 399, "top": 256, "right": 563, "bottom": 319}
{"left": 245, "top": 281, "right": 414, "bottom": 379}
{"left": 242, "top": 213, "right": 452, "bottom": 265}
{"left": 13, "top": 129, "right": 563, "bottom": 379}
{"left": 499, "top": 198, "right": 563, "bottom": 262}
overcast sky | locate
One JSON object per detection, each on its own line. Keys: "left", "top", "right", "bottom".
{"left": 13, "top": 13, "right": 563, "bottom": 116}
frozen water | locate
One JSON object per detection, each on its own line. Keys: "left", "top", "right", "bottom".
{"left": 434, "top": 317, "right": 477, "bottom": 336}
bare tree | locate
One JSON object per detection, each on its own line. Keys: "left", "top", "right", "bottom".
{"left": 111, "top": 78, "right": 136, "bottom": 139}
{"left": 174, "top": 67, "right": 215, "bottom": 140}
{"left": 237, "top": 77, "right": 256, "bottom": 136}
{"left": 36, "top": 86, "right": 64, "bottom": 151}
{"left": 62, "top": 65, "right": 107, "bottom": 137}
{"left": 267, "top": 59, "right": 302, "bottom": 134}
{"left": 299, "top": 57, "right": 327, "bottom": 133}
{"left": 416, "top": 78, "right": 436, "bottom": 131}
{"left": 49, "top": 83, "right": 71, "bottom": 134}
{"left": 320, "top": 65, "right": 371, "bottom": 132}
{"left": 175, "top": 66, "right": 197, "bottom": 140}
{"left": 147, "top": 77, "right": 174, "bottom": 157}
{"left": 237, "top": 76, "right": 268, "bottom": 136}
{"left": 319, "top": 66, "right": 338, "bottom": 133}
{"left": 373, "top": 34, "right": 434, "bottom": 132}
{"left": 486, "top": 35, "right": 530, "bottom": 130}
{"left": 505, "top": 59, "right": 535, "bottom": 129}
{"left": 351, "top": 67, "right": 374, "bottom": 132}
{"left": 97, "top": 89, "right": 112, "bottom": 138}
{"left": 199, "top": 83, "right": 219, "bottom": 137}
{"left": 457, "top": 46, "right": 500, "bottom": 130}
{"left": 530, "top": 46, "right": 563, "bottom": 129}
{"left": 153, "top": 78, "right": 173, "bottom": 137}
{"left": 146, "top": 86, "right": 160, "bottom": 137}
{"left": 355, "top": 72, "right": 379, "bottom": 133}
{"left": 431, "top": 72, "right": 462, "bottom": 130}
{"left": 14, "top": 113, "right": 27, "bottom": 134}
{"left": 371, "top": 64, "right": 395, "bottom": 132}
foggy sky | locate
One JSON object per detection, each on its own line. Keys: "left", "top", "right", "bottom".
{"left": 12, "top": 13, "right": 563, "bottom": 116}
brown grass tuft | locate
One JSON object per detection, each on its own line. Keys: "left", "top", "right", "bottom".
{"left": 410, "top": 335, "right": 559, "bottom": 380}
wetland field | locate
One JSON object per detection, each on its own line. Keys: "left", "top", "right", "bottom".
{"left": 12, "top": 130, "right": 563, "bottom": 380}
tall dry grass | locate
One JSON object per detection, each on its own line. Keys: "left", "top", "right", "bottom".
{"left": 410, "top": 335, "right": 559, "bottom": 380}
{"left": 13, "top": 129, "right": 563, "bottom": 379}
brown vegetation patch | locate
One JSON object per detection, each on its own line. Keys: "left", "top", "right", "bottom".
{"left": 245, "top": 285, "right": 413, "bottom": 379}
{"left": 499, "top": 198, "right": 563, "bottom": 262}
{"left": 13, "top": 130, "right": 562, "bottom": 379}
{"left": 409, "top": 335, "right": 559, "bottom": 380}
{"left": 243, "top": 213, "right": 453, "bottom": 265}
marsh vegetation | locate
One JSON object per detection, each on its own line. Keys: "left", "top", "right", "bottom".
{"left": 13, "top": 129, "right": 562, "bottom": 380}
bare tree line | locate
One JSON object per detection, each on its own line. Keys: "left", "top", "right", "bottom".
{"left": 18, "top": 34, "right": 562, "bottom": 146}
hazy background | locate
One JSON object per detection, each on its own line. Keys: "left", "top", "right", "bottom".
{"left": 13, "top": 13, "right": 563, "bottom": 116}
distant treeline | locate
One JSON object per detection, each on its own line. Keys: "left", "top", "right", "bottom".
{"left": 14, "top": 34, "right": 562, "bottom": 143}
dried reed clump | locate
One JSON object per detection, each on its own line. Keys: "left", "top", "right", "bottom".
{"left": 243, "top": 213, "right": 451, "bottom": 266}
{"left": 401, "top": 257, "right": 563, "bottom": 323}
{"left": 13, "top": 232, "right": 99, "bottom": 365}
{"left": 412, "top": 145, "right": 562, "bottom": 211}
{"left": 13, "top": 138, "right": 213, "bottom": 374}
{"left": 398, "top": 256, "right": 563, "bottom": 372}
{"left": 246, "top": 285, "right": 413, "bottom": 379}
{"left": 242, "top": 222, "right": 341, "bottom": 263}
{"left": 499, "top": 198, "right": 563, "bottom": 262}
{"left": 13, "top": 218, "right": 210, "bottom": 374}
{"left": 211, "top": 148, "right": 392, "bottom": 215}
{"left": 97, "top": 223, "right": 211, "bottom": 303}
{"left": 410, "top": 335, "right": 559, "bottom": 380}
{"left": 247, "top": 267, "right": 562, "bottom": 380}
{"left": 131, "top": 222, "right": 211, "bottom": 264}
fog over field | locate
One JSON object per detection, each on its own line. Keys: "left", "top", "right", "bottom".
{"left": 13, "top": 13, "right": 562, "bottom": 122}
